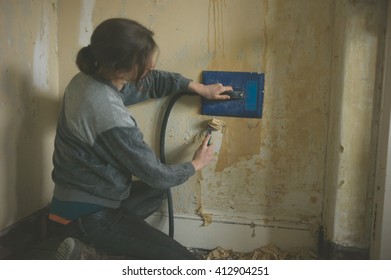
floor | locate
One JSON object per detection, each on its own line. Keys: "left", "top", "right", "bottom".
{"left": 2, "top": 209, "right": 318, "bottom": 260}
{"left": 14, "top": 238, "right": 318, "bottom": 260}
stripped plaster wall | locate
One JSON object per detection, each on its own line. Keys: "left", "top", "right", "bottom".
{"left": 324, "top": 0, "right": 388, "bottom": 249}
{"left": 0, "top": 0, "right": 59, "bottom": 229}
{"left": 0, "top": 0, "right": 388, "bottom": 252}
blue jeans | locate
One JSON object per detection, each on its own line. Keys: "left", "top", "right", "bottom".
{"left": 62, "top": 181, "right": 197, "bottom": 260}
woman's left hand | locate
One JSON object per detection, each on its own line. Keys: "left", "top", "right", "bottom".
{"left": 188, "top": 81, "right": 233, "bottom": 100}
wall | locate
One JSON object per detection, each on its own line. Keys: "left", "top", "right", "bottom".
{"left": 371, "top": 0, "right": 391, "bottom": 260}
{"left": 0, "top": 0, "right": 388, "bottom": 253}
{"left": 324, "top": 0, "right": 388, "bottom": 249}
{"left": 0, "top": 0, "right": 59, "bottom": 229}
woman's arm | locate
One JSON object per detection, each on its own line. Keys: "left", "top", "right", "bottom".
{"left": 122, "top": 71, "right": 233, "bottom": 105}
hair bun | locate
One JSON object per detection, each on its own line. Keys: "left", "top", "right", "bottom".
{"left": 76, "top": 45, "right": 99, "bottom": 75}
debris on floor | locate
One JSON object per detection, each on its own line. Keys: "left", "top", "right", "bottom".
{"left": 190, "top": 244, "right": 318, "bottom": 260}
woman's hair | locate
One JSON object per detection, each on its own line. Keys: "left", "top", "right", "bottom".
{"left": 76, "top": 18, "right": 157, "bottom": 84}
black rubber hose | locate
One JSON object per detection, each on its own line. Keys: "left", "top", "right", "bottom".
{"left": 159, "top": 92, "right": 196, "bottom": 238}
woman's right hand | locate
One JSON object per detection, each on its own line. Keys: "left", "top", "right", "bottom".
{"left": 191, "top": 134, "right": 215, "bottom": 171}
{"left": 188, "top": 81, "right": 233, "bottom": 100}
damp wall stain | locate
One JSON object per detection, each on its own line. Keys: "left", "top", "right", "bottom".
{"left": 208, "top": 0, "right": 225, "bottom": 56}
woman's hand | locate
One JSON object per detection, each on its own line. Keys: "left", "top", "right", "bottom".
{"left": 191, "top": 134, "right": 215, "bottom": 171}
{"left": 188, "top": 81, "right": 233, "bottom": 100}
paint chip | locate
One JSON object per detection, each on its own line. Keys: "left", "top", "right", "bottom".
{"left": 196, "top": 206, "right": 213, "bottom": 226}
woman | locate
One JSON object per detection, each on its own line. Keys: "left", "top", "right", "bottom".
{"left": 48, "top": 18, "right": 232, "bottom": 259}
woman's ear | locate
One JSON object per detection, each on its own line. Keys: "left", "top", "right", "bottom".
{"left": 115, "top": 67, "right": 138, "bottom": 82}
{"left": 114, "top": 69, "right": 127, "bottom": 79}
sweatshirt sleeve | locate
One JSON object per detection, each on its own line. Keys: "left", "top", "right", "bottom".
{"left": 95, "top": 126, "right": 196, "bottom": 189}
{"left": 122, "top": 70, "right": 192, "bottom": 106}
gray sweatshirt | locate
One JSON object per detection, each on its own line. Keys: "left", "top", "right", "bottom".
{"left": 52, "top": 70, "right": 195, "bottom": 208}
